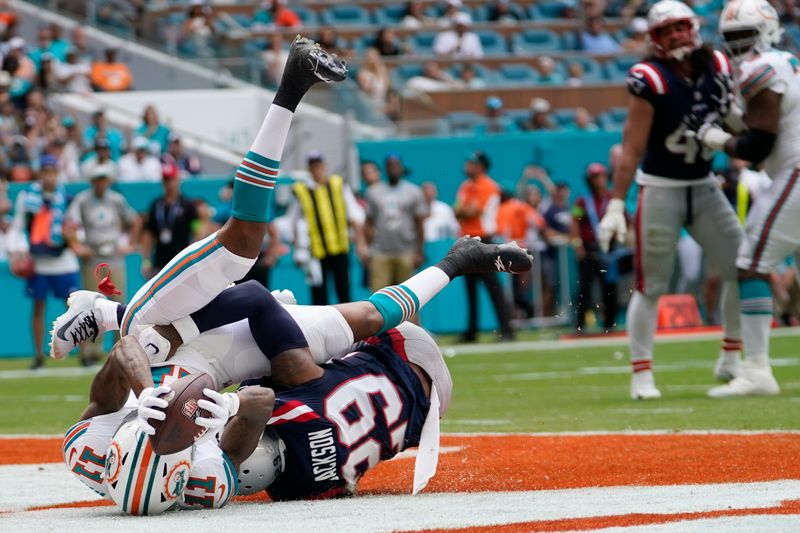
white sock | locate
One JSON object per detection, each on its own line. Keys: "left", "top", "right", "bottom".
{"left": 627, "top": 291, "right": 659, "bottom": 369}
{"left": 96, "top": 299, "right": 121, "bottom": 332}
{"left": 249, "top": 105, "right": 293, "bottom": 161}
{"left": 741, "top": 314, "right": 771, "bottom": 367}
{"left": 401, "top": 267, "right": 451, "bottom": 309}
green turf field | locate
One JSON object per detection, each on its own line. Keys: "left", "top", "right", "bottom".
{"left": 2, "top": 334, "right": 799, "bottom": 435}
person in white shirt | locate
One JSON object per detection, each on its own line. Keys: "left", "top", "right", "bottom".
{"left": 421, "top": 181, "right": 459, "bottom": 241}
{"left": 433, "top": 12, "right": 484, "bottom": 59}
{"left": 118, "top": 136, "right": 163, "bottom": 182}
{"left": 56, "top": 49, "right": 92, "bottom": 94}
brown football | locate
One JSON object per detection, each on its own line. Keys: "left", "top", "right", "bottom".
{"left": 149, "top": 372, "right": 215, "bottom": 455}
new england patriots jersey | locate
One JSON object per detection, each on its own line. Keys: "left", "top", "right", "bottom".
{"left": 627, "top": 50, "right": 733, "bottom": 180}
{"left": 265, "top": 331, "right": 431, "bottom": 501}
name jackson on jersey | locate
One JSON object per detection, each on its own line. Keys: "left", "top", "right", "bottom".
{"left": 308, "top": 428, "right": 339, "bottom": 482}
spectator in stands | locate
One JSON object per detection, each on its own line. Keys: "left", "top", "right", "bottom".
{"left": 433, "top": 12, "right": 483, "bottom": 59}
{"left": 5, "top": 37, "right": 36, "bottom": 100}
{"left": 520, "top": 97, "right": 556, "bottom": 131}
{"left": 181, "top": 3, "right": 216, "bottom": 57}
{"left": 0, "top": 71, "right": 11, "bottom": 107}
{"left": 488, "top": 0, "right": 523, "bottom": 22}
{"left": 566, "top": 62, "right": 585, "bottom": 86}
{"left": 454, "top": 151, "right": 514, "bottom": 341}
{"left": 56, "top": 49, "right": 92, "bottom": 94}
{"left": 581, "top": 0, "right": 608, "bottom": 18}
{"left": 537, "top": 56, "right": 565, "bottom": 84}
{"left": 36, "top": 53, "right": 58, "bottom": 94}
{"left": 61, "top": 116, "right": 82, "bottom": 174}
{"left": 542, "top": 182, "right": 572, "bottom": 315}
{"left": 65, "top": 162, "right": 139, "bottom": 364}
{"left": 401, "top": 0, "right": 435, "bottom": 28}
{"left": 457, "top": 63, "right": 487, "bottom": 88}
{"left": 252, "top": 0, "right": 302, "bottom": 29}
{"left": 0, "top": 180, "right": 10, "bottom": 261}
{"left": 29, "top": 26, "right": 54, "bottom": 69}
{"left": 566, "top": 107, "right": 599, "bottom": 132}
{"left": 497, "top": 189, "right": 541, "bottom": 318}
{"left": 141, "top": 167, "right": 200, "bottom": 278}
{"left": 262, "top": 35, "right": 289, "bottom": 88}
{"left": 70, "top": 27, "right": 93, "bottom": 63}
{"left": 357, "top": 48, "right": 392, "bottom": 110}
{"left": 372, "top": 27, "right": 405, "bottom": 56}
{"left": 287, "top": 151, "right": 367, "bottom": 305}
{"left": 580, "top": 16, "right": 622, "bottom": 53}
{"left": 8, "top": 155, "right": 79, "bottom": 369}
{"left": 421, "top": 181, "right": 459, "bottom": 241}
{"left": 360, "top": 160, "right": 381, "bottom": 192}
{"left": 437, "top": 0, "right": 465, "bottom": 27}
{"left": 621, "top": 17, "right": 649, "bottom": 55}
{"left": 475, "top": 96, "right": 519, "bottom": 135}
{"left": 135, "top": 105, "right": 171, "bottom": 154}
{"left": 80, "top": 138, "right": 117, "bottom": 182}
{"left": 7, "top": 136, "right": 32, "bottom": 182}
{"left": 364, "top": 154, "right": 427, "bottom": 296}
{"left": 45, "top": 138, "right": 80, "bottom": 183}
{"left": 163, "top": 134, "right": 201, "bottom": 178}
{"left": 118, "top": 136, "right": 162, "bottom": 182}
{"left": 83, "top": 109, "right": 124, "bottom": 160}
{"left": 571, "top": 162, "right": 619, "bottom": 332}
{"left": 317, "top": 26, "right": 346, "bottom": 57}
{"left": 48, "top": 23, "right": 69, "bottom": 60}
{"left": 405, "top": 60, "right": 460, "bottom": 93}
{"left": 90, "top": 48, "right": 134, "bottom": 92}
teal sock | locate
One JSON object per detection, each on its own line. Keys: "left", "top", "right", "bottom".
{"left": 231, "top": 150, "right": 279, "bottom": 223}
{"left": 739, "top": 278, "right": 772, "bottom": 315}
{"left": 367, "top": 285, "right": 420, "bottom": 334}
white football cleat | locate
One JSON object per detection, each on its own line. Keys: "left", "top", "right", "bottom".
{"left": 630, "top": 370, "right": 662, "bottom": 400}
{"left": 49, "top": 290, "right": 106, "bottom": 359}
{"left": 707, "top": 361, "right": 779, "bottom": 398}
{"left": 713, "top": 351, "right": 742, "bottom": 383}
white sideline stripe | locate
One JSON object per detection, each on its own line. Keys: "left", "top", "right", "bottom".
{"left": 445, "top": 327, "right": 800, "bottom": 356}
{"left": 0, "top": 366, "right": 99, "bottom": 380}
{"left": 568, "top": 515, "right": 800, "bottom": 533}
{"left": 0, "top": 463, "right": 105, "bottom": 512}
{"left": 2, "top": 480, "right": 800, "bottom": 532}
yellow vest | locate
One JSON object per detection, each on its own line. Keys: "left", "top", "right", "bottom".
{"left": 737, "top": 180, "right": 750, "bottom": 226}
{"left": 294, "top": 175, "right": 350, "bottom": 259}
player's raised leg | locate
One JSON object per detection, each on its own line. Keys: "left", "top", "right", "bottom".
{"left": 50, "top": 36, "right": 347, "bottom": 359}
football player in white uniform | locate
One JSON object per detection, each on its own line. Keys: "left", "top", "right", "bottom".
{"left": 692, "top": 0, "right": 796, "bottom": 397}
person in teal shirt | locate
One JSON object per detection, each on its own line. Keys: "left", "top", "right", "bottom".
{"left": 134, "top": 105, "right": 171, "bottom": 154}
{"left": 83, "top": 109, "right": 125, "bottom": 160}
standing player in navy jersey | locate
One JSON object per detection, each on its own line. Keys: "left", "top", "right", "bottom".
{"left": 598, "top": 0, "right": 745, "bottom": 399}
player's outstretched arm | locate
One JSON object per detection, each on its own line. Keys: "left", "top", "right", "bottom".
{"left": 217, "top": 386, "right": 275, "bottom": 470}
{"left": 79, "top": 341, "right": 133, "bottom": 421}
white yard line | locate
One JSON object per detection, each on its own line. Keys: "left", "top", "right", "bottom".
{"left": 2, "top": 480, "right": 799, "bottom": 532}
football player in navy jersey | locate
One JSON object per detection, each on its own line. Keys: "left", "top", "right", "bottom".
{"left": 598, "top": 0, "right": 745, "bottom": 400}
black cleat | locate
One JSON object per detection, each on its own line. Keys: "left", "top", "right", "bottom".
{"left": 440, "top": 236, "right": 533, "bottom": 277}
{"left": 285, "top": 35, "right": 347, "bottom": 86}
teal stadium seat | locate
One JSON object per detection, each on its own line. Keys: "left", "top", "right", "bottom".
{"left": 473, "top": 3, "right": 526, "bottom": 22}
{"left": 597, "top": 106, "right": 628, "bottom": 130}
{"left": 408, "top": 32, "right": 439, "bottom": 56}
{"left": 374, "top": 4, "right": 408, "bottom": 25}
{"left": 393, "top": 63, "right": 425, "bottom": 88}
{"left": 560, "top": 30, "right": 580, "bottom": 51}
{"left": 292, "top": 6, "right": 319, "bottom": 26}
{"left": 511, "top": 29, "right": 560, "bottom": 53}
{"left": 506, "top": 108, "right": 532, "bottom": 130}
{"left": 551, "top": 108, "right": 576, "bottom": 128}
{"left": 477, "top": 30, "right": 509, "bottom": 55}
{"left": 320, "top": 5, "right": 372, "bottom": 26}
{"left": 450, "top": 63, "right": 496, "bottom": 84}
{"left": 605, "top": 55, "right": 640, "bottom": 81}
{"left": 528, "top": 1, "right": 567, "bottom": 19}
{"left": 567, "top": 57, "right": 605, "bottom": 82}
{"left": 496, "top": 63, "right": 538, "bottom": 85}
{"left": 446, "top": 111, "right": 484, "bottom": 136}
